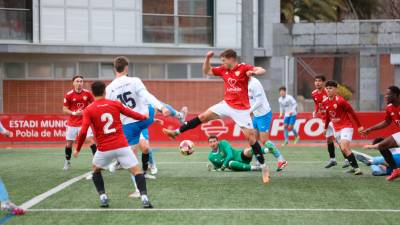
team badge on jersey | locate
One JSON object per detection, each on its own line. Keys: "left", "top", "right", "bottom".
{"left": 83, "top": 96, "right": 88, "bottom": 101}
{"left": 235, "top": 71, "right": 240, "bottom": 76}
{"left": 334, "top": 104, "right": 337, "bottom": 109}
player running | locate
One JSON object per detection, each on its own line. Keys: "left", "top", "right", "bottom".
{"left": 106, "top": 56, "right": 171, "bottom": 181}
{"left": 311, "top": 75, "right": 349, "bottom": 169}
{"left": 323, "top": 80, "right": 364, "bottom": 175}
{"left": 278, "top": 86, "right": 300, "bottom": 146}
{"left": 354, "top": 137, "right": 400, "bottom": 176}
{"left": 74, "top": 81, "right": 153, "bottom": 208}
{"left": 162, "top": 49, "right": 271, "bottom": 183}
{"left": 207, "top": 136, "right": 262, "bottom": 172}
{"left": 62, "top": 75, "right": 97, "bottom": 171}
{"left": 361, "top": 85, "right": 400, "bottom": 181}
{"left": 248, "top": 77, "right": 287, "bottom": 171}
{"left": 0, "top": 122, "right": 25, "bottom": 215}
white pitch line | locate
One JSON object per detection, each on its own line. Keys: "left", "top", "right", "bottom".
{"left": 19, "top": 172, "right": 91, "bottom": 210}
{"left": 27, "top": 208, "right": 400, "bottom": 213}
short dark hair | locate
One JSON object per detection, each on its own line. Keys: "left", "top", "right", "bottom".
{"left": 279, "top": 86, "right": 286, "bottom": 92}
{"left": 72, "top": 75, "right": 83, "bottom": 82}
{"left": 388, "top": 85, "right": 400, "bottom": 97}
{"left": 325, "top": 80, "right": 338, "bottom": 88}
{"left": 113, "top": 56, "right": 129, "bottom": 73}
{"left": 372, "top": 137, "right": 385, "bottom": 145}
{"left": 315, "top": 75, "right": 326, "bottom": 82}
{"left": 91, "top": 81, "right": 106, "bottom": 97}
{"left": 208, "top": 135, "right": 218, "bottom": 141}
{"left": 220, "top": 49, "right": 237, "bottom": 59}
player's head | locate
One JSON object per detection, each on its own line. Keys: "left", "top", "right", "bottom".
{"left": 372, "top": 137, "right": 385, "bottom": 145}
{"left": 220, "top": 49, "right": 237, "bottom": 69}
{"left": 314, "top": 75, "right": 326, "bottom": 89}
{"left": 72, "top": 75, "right": 84, "bottom": 92}
{"left": 113, "top": 56, "right": 129, "bottom": 75}
{"left": 208, "top": 135, "right": 219, "bottom": 149}
{"left": 385, "top": 85, "right": 400, "bottom": 104}
{"left": 279, "top": 86, "right": 286, "bottom": 97}
{"left": 325, "top": 80, "right": 338, "bottom": 97}
{"left": 91, "top": 81, "right": 106, "bottom": 97}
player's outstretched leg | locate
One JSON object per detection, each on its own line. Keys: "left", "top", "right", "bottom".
{"left": 340, "top": 140, "right": 362, "bottom": 175}
{"left": 325, "top": 138, "right": 337, "bottom": 168}
{"left": 228, "top": 161, "right": 258, "bottom": 171}
{"left": 64, "top": 143, "right": 72, "bottom": 171}
{"left": 283, "top": 125, "right": 289, "bottom": 146}
{"left": 92, "top": 169, "right": 109, "bottom": 208}
{"left": 377, "top": 136, "right": 400, "bottom": 181}
{"left": 163, "top": 110, "right": 219, "bottom": 139}
{"left": 162, "top": 104, "right": 188, "bottom": 125}
{"left": 265, "top": 141, "right": 288, "bottom": 171}
{"left": 129, "top": 166, "right": 153, "bottom": 208}
{"left": 243, "top": 128, "right": 269, "bottom": 183}
{"left": 148, "top": 149, "right": 158, "bottom": 175}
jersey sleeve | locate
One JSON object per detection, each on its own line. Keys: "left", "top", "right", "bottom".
{"left": 116, "top": 101, "right": 147, "bottom": 121}
{"left": 242, "top": 64, "right": 255, "bottom": 73}
{"left": 220, "top": 140, "right": 234, "bottom": 168}
{"left": 76, "top": 109, "right": 91, "bottom": 152}
{"left": 385, "top": 107, "right": 393, "bottom": 123}
{"left": 88, "top": 92, "right": 95, "bottom": 103}
{"left": 211, "top": 66, "right": 223, "bottom": 76}
{"left": 63, "top": 94, "right": 70, "bottom": 107}
{"left": 311, "top": 93, "right": 319, "bottom": 113}
{"left": 341, "top": 99, "right": 361, "bottom": 127}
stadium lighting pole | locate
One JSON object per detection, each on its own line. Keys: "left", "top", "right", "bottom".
{"left": 241, "top": 0, "right": 254, "bottom": 65}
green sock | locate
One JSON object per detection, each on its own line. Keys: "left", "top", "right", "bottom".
{"left": 228, "top": 161, "right": 251, "bottom": 171}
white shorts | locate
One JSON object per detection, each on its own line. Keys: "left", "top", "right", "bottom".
{"left": 66, "top": 126, "right": 93, "bottom": 141}
{"left": 392, "top": 132, "right": 400, "bottom": 146}
{"left": 209, "top": 101, "right": 253, "bottom": 129}
{"left": 325, "top": 122, "right": 334, "bottom": 138}
{"left": 334, "top": 127, "right": 354, "bottom": 143}
{"left": 92, "top": 146, "right": 138, "bottom": 169}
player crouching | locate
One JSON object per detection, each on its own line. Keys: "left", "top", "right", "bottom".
{"left": 323, "top": 80, "right": 364, "bottom": 175}
{"left": 74, "top": 81, "right": 153, "bottom": 208}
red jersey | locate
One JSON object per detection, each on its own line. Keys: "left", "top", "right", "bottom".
{"left": 76, "top": 98, "right": 147, "bottom": 152}
{"left": 385, "top": 103, "right": 400, "bottom": 128}
{"left": 312, "top": 88, "right": 328, "bottom": 119}
{"left": 211, "top": 63, "right": 254, "bottom": 110}
{"left": 64, "top": 89, "right": 94, "bottom": 127}
{"left": 323, "top": 95, "right": 362, "bottom": 131}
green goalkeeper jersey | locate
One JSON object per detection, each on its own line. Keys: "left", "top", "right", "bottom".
{"left": 208, "top": 140, "right": 248, "bottom": 169}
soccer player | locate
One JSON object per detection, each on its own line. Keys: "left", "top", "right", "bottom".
{"left": 62, "top": 75, "right": 97, "bottom": 171}
{"left": 354, "top": 137, "right": 400, "bottom": 176}
{"left": 361, "top": 85, "right": 400, "bottom": 181}
{"left": 248, "top": 77, "right": 287, "bottom": 171}
{"left": 207, "top": 135, "right": 262, "bottom": 172}
{"left": 0, "top": 123, "right": 25, "bottom": 215}
{"left": 311, "top": 75, "right": 349, "bottom": 168}
{"left": 323, "top": 80, "right": 364, "bottom": 175}
{"left": 106, "top": 56, "right": 171, "bottom": 181}
{"left": 278, "top": 86, "right": 300, "bottom": 146}
{"left": 74, "top": 81, "right": 153, "bottom": 208}
{"left": 162, "top": 49, "right": 271, "bottom": 183}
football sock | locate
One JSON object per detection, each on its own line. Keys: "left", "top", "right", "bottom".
{"left": 284, "top": 128, "right": 289, "bottom": 141}
{"left": 92, "top": 172, "right": 105, "bottom": 195}
{"left": 292, "top": 129, "right": 298, "bottom": 137}
{"left": 142, "top": 153, "right": 150, "bottom": 172}
{"left": 229, "top": 161, "right": 251, "bottom": 171}
{"left": 265, "top": 141, "right": 283, "bottom": 159}
{"left": 379, "top": 149, "right": 398, "bottom": 169}
{"left": 178, "top": 117, "right": 201, "bottom": 133}
{"left": 149, "top": 150, "right": 155, "bottom": 165}
{"left": 134, "top": 174, "right": 148, "bottom": 195}
{"left": 328, "top": 142, "right": 336, "bottom": 159}
{"left": 251, "top": 142, "right": 265, "bottom": 165}
{"left": 0, "top": 179, "right": 10, "bottom": 202}
{"left": 164, "top": 104, "right": 177, "bottom": 117}
{"left": 346, "top": 153, "right": 359, "bottom": 168}
{"left": 90, "top": 144, "right": 97, "bottom": 156}
{"left": 65, "top": 147, "right": 72, "bottom": 160}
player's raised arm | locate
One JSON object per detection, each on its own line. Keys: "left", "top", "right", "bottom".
{"left": 202, "top": 51, "right": 215, "bottom": 76}
{"left": 362, "top": 111, "right": 392, "bottom": 135}
{"left": 117, "top": 101, "right": 148, "bottom": 121}
{"left": 75, "top": 110, "right": 90, "bottom": 156}
{"left": 246, "top": 66, "right": 266, "bottom": 76}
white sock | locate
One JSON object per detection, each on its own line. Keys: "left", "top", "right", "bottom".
{"left": 141, "top": 195, "right": 148, "bottom": 202}
{"left": 330, "top": 158, "right": 336, "bottom": 162}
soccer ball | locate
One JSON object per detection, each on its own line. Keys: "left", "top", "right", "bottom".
{"left": 179, "top": 140, "right": 194, "bottom": 156}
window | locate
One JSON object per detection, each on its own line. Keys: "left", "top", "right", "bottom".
{"left": 0, "top": 0, "right": 32, "bottom": 41}
{"left": 4, "top": 62, "right": 25, "bottom": 78}
{"left": 28, "top": 62, "right": 52, "bottom": 78}
{"left": 149, "top": 64, "right": 165, "bottom": 79}
{"left": 190, "top": 63, "right": 203, "bottom": 78}
{"left": 135, "top": 63, "right": 150, "bottom": 79}
{"left": 100, "top": 63, "right": 114, "bottom": 78}
{"left": 79, "top": 62, "right": 98, "bottom": 78}
{"left": 54, "top": 62, "right": 76, "bottom": 78}
{"left": 168, "top": 64, "right": 187, "bottom": 79}
{"left": 142, "top": 0, "right": 213, "bottom": 45}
